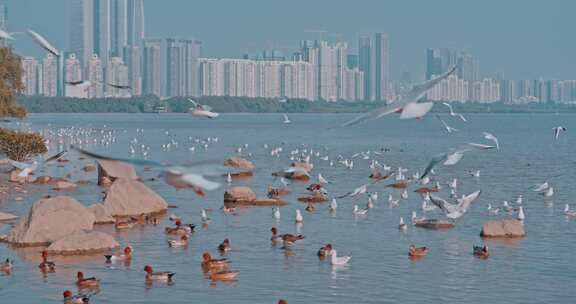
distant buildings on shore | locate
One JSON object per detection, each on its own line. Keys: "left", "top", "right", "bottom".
{"left": 6, "top": 1, "right": 576, "bottom": 104}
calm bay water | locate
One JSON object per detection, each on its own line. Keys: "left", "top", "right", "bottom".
{"left": 1, "top": 113, "right": 575, "bottom": 304}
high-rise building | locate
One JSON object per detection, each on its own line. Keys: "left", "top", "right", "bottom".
{"left": 374, "top": 33, "right": 390, "bottom": 101}
{"left": 426, "top": 48, "right": 442, "bottom": 80}
{"left": 42, "top": 54, "right": 58, "bottom": 97}
{"left": 65, "top": 53, "right": 83, "bottom": 84}
{"left": 21, "top": 57, "right": 39, "bottom": 96}
{"left": 87, "top": 54, "right": 104, "bottom": 98}
{"left": 106, "top": 56, "right": 129, "bottom": 97}
{"left": 166, "top": 38, "right": 201, "bottom": 97}
{"left": 142, "top": 39, "right": 162, "bottom": 97}
{"left": 68, "top": 0, "right": 93, "bottom": 69}
{"left": 0, "top": 3, "right": 8, "bottom": 47}
{"left": 359, "top": 35, "right": 375, "bottom": 101}
{"left": 123, "top": 45, "right": 141, "bottom": 95}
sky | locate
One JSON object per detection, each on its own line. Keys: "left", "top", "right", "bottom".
{"left": 3, "top": 0, "right": 576, "bottom": 81}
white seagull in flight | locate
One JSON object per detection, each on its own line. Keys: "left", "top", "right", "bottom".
{"left": 436, "top": 115, "right": 458, "bottom": 133}
{"left": 441, "top": 102, "right": 467, "bottom": 122}
{"left": 553, "top": 126, "right": 566, "bottom": 140}
{"left": 429, "top": 190, "right": 482, "bottom": 219}
{"left": 188, "top": 98, "right": 219, "bottom": 119}
{"left": 341, "top": 65, "right": 457, "bottom": 127}
{"left": 27, "top": 29, "right": 60, "bottom": 57}
{"left": 482, "top": 132, "right": 500, "bottom": 150}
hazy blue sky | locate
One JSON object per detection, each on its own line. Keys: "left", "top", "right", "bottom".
{"left": 4, "top": 0, "right": 575, "bottom": 80}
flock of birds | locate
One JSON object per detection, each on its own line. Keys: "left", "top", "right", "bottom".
{"left": 0, "top": 61, "right": 573, "bottom": 304}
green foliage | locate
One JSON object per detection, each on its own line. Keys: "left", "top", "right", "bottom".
{"left": 0, "top": 128, "right": 47, "bottom": 161}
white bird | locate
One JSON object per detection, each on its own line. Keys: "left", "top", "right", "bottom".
{"left": 502, "top": 201, "right": 513, "bottom": 212}
{"left": 318, "top": 173, "right": 329, "bottom": 184}
{"left": 517, "top": 206, "right": 525, "bottom": 221}
{"left": 188, "top": 98, "right": 219, "bottom": 118}
{"left": 487, "top": 203, "right": 500, "bottom": 215}
{"left": 398, "top": 217, "right": 407, "bottom": 231}
{"left": 421, "top": 200, "right": 437, "bottom": 212}
{"left": 411, "top": 211, "right": 425, "bottom": 224}
{"left": 533, "top": 181, "right": 549, "bottom": 192}
{"left": 564, "top": 204, "right": 576, "bottom": 217}
{"left": 420, "top": 144, "right": 495, "bottom": 179}
{"left": 540, "top": 186, "right": 554, "bottom": 198}
{"left": 388, "top": 194, "right": 399, "bottom": 208}
{"left": 295, "top": 209, "right": 303, "bottom": 223}
{"left": 482, "top": 132, "right": 500, "bottom": 150}
{"left": 8, "top": 150, "right": 67, "bottom": 177}
{"left": 401, "top": 189, "right": 408, "bottom": 199}
{"left": 0, "top": 29, "right": 19, "bottom": 40}
{"left": 369, "top": 192, "right": 378, "bottom": 202}
{"left": 27, "top": 29, "right": 60, "bottom": 56}
{"left": 553, "top": 126, "right": 566, "bottom": 140}
{"left": 442, "top": 102, "right": 467, "bottom": 122}
{"left": 337, "top": 184, "right": 368, "bottom": 199}
{"left": 366, "top": 197, "right": 374, "bottom": 209}
{"left": 329, "top": 198, "right": 338, "bottom": 211}
{"left": 226, "top": 173, "right": 232, "bottom": 184}
{"left": 341, "top": 66, "right": 457, "bottom": 127}
{"left": 470, "top": 170, "right": 480, "bottom": 178}
{"left": 272, "top": 207, "right": 281, "bottom": 220}
{"left": 449, "top": 178, "right": 458, "bottom": 190}
{"left": 436, "top": 115, "right": 459, "bottom": 133}
{"left": 429, "top": 190, "right": 482, "bottom": 219}
{"left": 283, "top": 114, "right": 291, "bottom": 124}
{"left": 353, "top": 205, "right": 369, "bottom": 215}
{"left": 330, "top": 250, "right": 351, "bottom": 266}
{"left": 516, "top": 195, "right": 523, "bottom": 205}
{"left": 201, "top": 209, "right": 210, "bottom": 222}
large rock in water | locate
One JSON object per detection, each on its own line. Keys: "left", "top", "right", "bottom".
{"left": 414, "top": 219, "right": 455, "bottom": 230}
{"left": 224, "top": 186, "right": 257, "bottom": 203}
{"left": 6, "top": 196, "right": 95, "bottom": 246}
{"left": 47, "top": 230, "right": 119, "bottom": 255}
{"left": 481, "top": 219, "right": 525, "bottom": 238}
{"left": 97, "top": 160, "right": 138, "bottom": 185}
{"left": 103, "top": 178, "right": 168, "bottom": 217}
{"left": 88, "top": 204, "right": 115, "bottom": 224}
{"left": 224, "top": 157, "right": 254, "bottom": 170}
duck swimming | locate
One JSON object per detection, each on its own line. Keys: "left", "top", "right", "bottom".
{"left": 104, "top": 247, "right": 132, "bottom": 263}
{"left": 0, "top": 258, "right": 13, "bottom": 274}
{"left": 201, "top": 252, "right": 229, "bottom": 270}
{"left": 144, "top": 265, "right": 175, "bottom": 282}
{"left": 76, "top": 272, "right": 100, "bottom": 288}
{"left": 473, "top": 245, "right": 489, "bottom": 258}
{"left": 38, "top": 251, "right": 55, "bottom": 272}
{"left": 168, "top": 235, "right": 189, "bottom": 247}
{"left": 218, "top": 239, "right": 231, "bottom": 252}
{"left": 317, "top": 244, "right": 333, "bottom": 258}
{"left": 209, "top": 270, "right": 239, "bottom": 281}
{"left": 408, "top": 245, "right": 428, "bottom": 257}
{"left": 63, "top": 290, "right": 90, "bottom": 304}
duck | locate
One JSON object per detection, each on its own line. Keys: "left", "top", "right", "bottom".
{"left": 222, "top": 205, "right": 237, "bottom": 213}
{"left": 317, "top": 244, "right": 333, "bottom": 258}
{"left": 144, "top": 265, "right": 175, "bottom": 282}
{"left": 63, "top": 290, "right": 90, "bottom": 304}
{"left": 209, "top": 270, "right": 239, "bottom": 281}
{"left": 564, "top": 204, "right": 576, "bottom": 217}
{"left": 168, "top": 235, "right": 189, "bottom": 247}
{"left": 76, "top": 272, "right": 100, "bottom": 288}
{"left": 398, "top": 217, "right": 407, "bottom": 231}
{"left": 165, "top": 220, "right": 195, "bottom": 235}
{"left": 330, "top": 250, "right": 351, "bottom": 265}
{"left": 270, "top": 227, "right": 305, "bottom": 244}
{"left": 0, "top": 258, "right": 13, "bottom": 273}
{"left": 104, "top": 246, "right": 132, "bottom": 263}
{"left": 295, "top": 209, "right": 304, "bottom": 223}
{"left": 473, "top": 245, "right": 489, "bottom": 258}
{"left": 169, "top": 214, "right": 182, "bottom": 222}
{"left": 38, "top": 250, "right": 56, "bottom": 272}
{"left": 305, "top": 204, "right": 315, "bottom": 212}
{"left": 114, "top": 218, "right": 136, "bottom": 230}
{"left": 201, "top": 251, "right": 229, "bottom": 270}
{"left": 278, "top": 300, "right": 288, "bottom": 304}
{"left": 408, "top": 245, "right": 428, "bottom": 257}
{"left": 218, "top": 239, "right": 231, "bottom": 252}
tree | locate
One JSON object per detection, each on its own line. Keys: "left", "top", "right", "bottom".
{"left": 0, "top": 47, "right": 46, "bottom": 161}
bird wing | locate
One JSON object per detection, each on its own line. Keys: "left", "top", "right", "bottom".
{"left": 420, "top": 153, "right": 448, "bottom": 179}
{"left": 71, "top": 145, "right": 165, "bottom": 167}
{"left": 44, "top": 150, "right": 68, "bottom": 163}
{"left": 340, "top": 102, "right": 403, "bottom": 127}
{"left": 466, "top": 143, "right": 496, "bottom": 150}
{"left": 27, "top": 29, "right": 59, "bottom": 56}
{"left": 179, "top": 174, "right": 221, "bottom": 191}
{"left": 554, "top": 127, "right": 560, "bottom": 139}
{"left": 429, "top": 195, "right": 457, "bottom": 214}
{"left": 457, "top": 190, "right": 481, "bottom": 211}
{"left": 399, "top": 102, "right": 434, "bottom": 119}
{"left": 187, "top": 98, "right": 199, "bottom": 108}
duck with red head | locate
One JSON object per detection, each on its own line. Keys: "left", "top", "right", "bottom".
{"left": 168, "top": 235, "right": 189, "bottom": 247}
{"left": 278, "top": 300, "right": 288, "bottom": 304}
{"left": 38, "top": 250, "right": 56, "bottom": 272}
{"left": 104, "top": 247, "right": 132, "bottom": 263}
{"left": 144, "top": 265, "right": 175, "bottom": 281}
{"left": 76, "top": 272, "right": 100, "bottom": 288}
{"left": 218, "top": 239, "right": 231, "bottom": 253}
{"left": 270, "top": 227, "right": 304, "bottom": 245}
{"left": 165, "top": 219, "right": 195, "bottom": 235}
{"left": 317, "top": 244, "right": 333, "bottom": 258}
{"left": 63, "top": 290, "right": 90, "bottom": 303}
{"left": 201, "top": 251, "right": 229, "bottom": 270}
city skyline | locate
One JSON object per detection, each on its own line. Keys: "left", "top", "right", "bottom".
{"left": 3, "top": 0, "right": 576, "bottom": 80}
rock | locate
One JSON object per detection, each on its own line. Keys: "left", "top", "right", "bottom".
{"left": 103, "top": 178, "right": 168, "bottom": 217}
{"left": 292, "top": 161, "right": 313, "bottom": 173}
{"left": 52, "top": 180, "right": 77, "bottom": 191}
{"left": 46, "top": 230, "right": 119, "bottom": 255}
{"left": 297, "top": 195, "right": 329, "bottom": 203}
{"left": 88, "top": 204, "right": 115, "bottom": 224}
{"left": 481, "top": 219, "right": 525, "bottom": 238}
{"left": 227, "top": 198, "right": 287, "bottom": 207}
{"left": 0, "top": 212, "right": 18, "bottom": 222}
{"left": 97, "top": 160, "right": 138, "bottom": 185}
{"left": 414, "top": 219, "right": 455, "bottom": 229}
{"left": 9, "top": 170, "right": 35, "bottom": 184}
{"left": 224, "top": 157, "right": 254, "bottom": 170}
{"left": 6, "top": 196, "right": 95, "bottom": 246}
{"left": 82, "top": 164, "right": 97, "bottom": 172}
{"left": 34, "top": 176, "right": 52, "bottom": 184}
{"left": 224, "top": 187, "right": 257, "bottom": 203}
{"left": 267, "top": 186, "right": 291, "bottom": 198}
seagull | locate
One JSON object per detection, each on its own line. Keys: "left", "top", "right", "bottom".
{"left": 272, "top": 207, "right": 281, "bottom": 220}
{"left": 188, "top": 98, "right": 219, "bottom": 119}
{"left": 533, "top": 181, "right": 549, "bottom": 192}
{"left": 482, "top": 132, "right": 500, "bottom": 150}
{"left": 0, "top": 29, "right": 20, "bottom": 40}
{"left": 516, "top": 195, "right": 523, "bottom": 205}
{"left": 442, "top": 102, "right": 467, "bottom": 122}
{"left": 398, "top": 217, "right": 407, "bottom": 231}
{"left": 329, "top": 198, "right": 338, "bottom": 211}
{"left": 420, "top": 144, "right": 495, "bottom": 179}
{"left": 553, "top": 126, "right": 566, "bottom": 140}
{"left": 353, "top": 205, "right": 369, "bottom": 215}
{"left": 517, "top": 206, "right": 525, "bottom": 221}
{"left": 283, "top": 114, "right": 291, "bottom": 124}
{"left": 487, "top": 203, "right": 500, "bottom": 215}
{"left": 201, "top": 209, "right": 210, "bottom": 222}
{"left": 337, "top": 184, "right": 368, "bottom": 199}
{"left": 295, "top": 209, "right": 303, "bottom": 223}
{"left": 540, "top": 186, "right": 554, "bottom": 198}
{"left": 341, "top": 65, "right": 456, "bottom": 127}
{"left": 369, "top": 192, "right": 378, "bottom": 202}
{"left": 564, "top": 204, "right": 576, "bottom": 217}
{"left": 71, "top": 146, "right": 229, "bottom": 196}
{"left": 226, "top": 173, "right": 232, "bottom": 184}
{"left": 8, "top": 150, "right": 67, "bottom": 178}
{"left": 429, "top": 190, "right": 482, "bottom": 219}
{"left": 401, "top": 189, "right": 408, "bottom": 200}
{"left": 436, "top": 115, "right": 459, "bottom": 133}
{"left": 318, "top": 173, "right": 329, "bottom": 184}
{"left": 330, "top": 250, "right": 351, "bottom": 266}
{"left": 27, "top": 29, "right": 60, "bottom": 56}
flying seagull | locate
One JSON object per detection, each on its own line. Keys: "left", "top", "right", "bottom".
{"left": 436, "top": 115, "right": 458, "bottom": 133}
{"left": 429, "top": 190, "right": 482, "bottom": 219}
{"left": 341, "top": 65, "right": 457, "bottom": 127}
{"left": 0, "top": 29, "right": 20, "bottom": 40}
{"left": 553, "top": 126, "right": 566, "bottom": 140}
{"left": 27, "top": 29, "right": 60, "bottom": 57}
{"left": 107, "top": 83, "right": 131, "bottom": 90}
{"left": 188, "top": 98, "right": 219, "bottom": 119}
{"left": 9, "top": 150, "right": 68, "bottom": 178}
{"left": 482, "top": 132, "right": 500, "bottom": 150}
{"left": 442, "top": 102, "right": 467, "bottom": 122}
{"left": 71, "top": 146, "right": 233, "bottom": 196}
{"left": 420, "top": 143, "right": 495, "bottom": 179}
{"left": 283, "top": 114, "right": 291, "bottom": 124}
